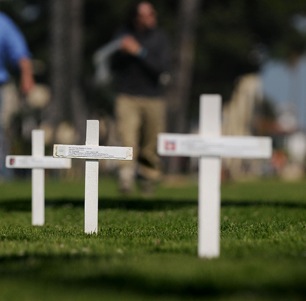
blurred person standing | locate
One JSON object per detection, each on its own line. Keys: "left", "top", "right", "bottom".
{"left": 111, "top": 1, "right": 172, "bottom": 195}
{"left": 0, "top": 11, "right": 35, "bottom": 179}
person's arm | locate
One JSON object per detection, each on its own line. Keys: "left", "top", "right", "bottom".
{"left": 19, "top": 58, "right": 34, "bottom": 94}
{"left": 120, "top": 33, "right": 171, "bottom": 75}
{"left": 2, "top": 13, "right": 35, "bottom": 94}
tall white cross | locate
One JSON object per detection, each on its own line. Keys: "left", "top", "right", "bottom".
{"left": 6, "top": 130, "right": 71, "bottom": 226}
{"left": 53, "top": 120, "right": 133, "bottom": 234}
{"left": 158, "top": 94, "right": 272, "bottom": 258}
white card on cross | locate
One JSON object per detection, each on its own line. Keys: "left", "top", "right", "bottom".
{"left": 158, "top": 134, "right": 272, "bottom": 158}
{"left": 6, "top": 155, "right": 71, "bottom": 169}
{"left": 53, "top": 144, "right": 133, "bottom": 160}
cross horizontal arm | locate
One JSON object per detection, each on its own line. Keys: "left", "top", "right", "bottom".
{"left": 158, "top": 134, "right": 272, "bottom": 158}
{"left": 6, "top": 156, "right": 71, "bottom": 169}
{"left": 53, "top": 144, "right": 133, "bottom": 160}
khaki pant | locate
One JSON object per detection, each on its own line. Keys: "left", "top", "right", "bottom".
{"left": 115, "top": 94, "right": 165, "bottom": 189}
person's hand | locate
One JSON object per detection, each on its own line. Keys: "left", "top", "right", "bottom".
{"left": 120, "top": 35, "right": 142, "bottom": 56}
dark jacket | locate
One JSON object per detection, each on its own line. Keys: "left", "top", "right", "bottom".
{"left": 111, "top": 27, "right": 171, "bottom": 97}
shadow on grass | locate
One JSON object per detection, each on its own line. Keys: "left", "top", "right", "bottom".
{"left": 223, "top": 199, "right": 306, "bottom": 209}
{"left": 0, "top": 255, "right": 305, "bottom": 300}
{"left": 0, "top": 256, "right": 217, "bottom": 298}
{"left": 1, "top": 197, "right": 306, "bottom": 213}
{"left": 0, "top": 197, "right": 197, "bottom": 212}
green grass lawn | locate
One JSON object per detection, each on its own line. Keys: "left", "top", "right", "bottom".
{"left": 0, "top": 175, "right": 305, "bottom": 300}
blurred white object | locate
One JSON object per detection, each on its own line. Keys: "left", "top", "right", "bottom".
{"left": 93, "top": 39, "right": 121, "bottom": 86}
{"left": 286, "top": 131, "right": 306, "bottom": 164}
{"left": 26, "top": 84, "right": 50, "bottom": 108}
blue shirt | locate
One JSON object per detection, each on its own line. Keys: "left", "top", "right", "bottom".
{"left": 0, "top": 12, "right": 31, "bottom": 84}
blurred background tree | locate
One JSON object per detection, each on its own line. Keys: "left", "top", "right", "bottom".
{"left": 0, "top": 0, "right": 305, "bottom": 146}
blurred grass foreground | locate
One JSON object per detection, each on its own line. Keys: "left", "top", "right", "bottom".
{"left": 0, "top": 176, "right": 305, "bottom": 301}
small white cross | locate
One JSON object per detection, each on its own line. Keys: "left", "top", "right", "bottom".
{"left": 6, "top": 130, "right": 71, "bottom": 226}
{"left": 158, "top": 94, "right": 272, "bottom": 258}
{"left": 53, "top": 120, "right": 133, "bottom": 234}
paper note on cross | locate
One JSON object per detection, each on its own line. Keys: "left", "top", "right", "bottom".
{"left": 158, "top": 94, "right": 272, "bottom": 258}
{"left": 6, "top": 130, "right": 71, "bottom": 226}
{"left": 53, "top": 120, "right": 133, "bottom": 234}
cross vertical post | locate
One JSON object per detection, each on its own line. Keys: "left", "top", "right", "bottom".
{"left": 84, "top": 120, "right": 99, "bottom": 234}
{"left": 32, "top": 130, "right": 45, "bottom": 226}
{"left": 198, "top": 94, "right": 221, "bottom": 258}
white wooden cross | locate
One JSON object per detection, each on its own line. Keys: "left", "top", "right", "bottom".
{"left": 6, "top": 130, "right": 71, "bottom": 226}
{"left": 53, "top": 120, "right": 133, "bottom": 234}
{"left": 158, "top": 94, "right": 272, "bottom": 258}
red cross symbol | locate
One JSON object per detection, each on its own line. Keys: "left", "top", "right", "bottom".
{"left": 165, "top": 140, "right": 176, "bottom": 151}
